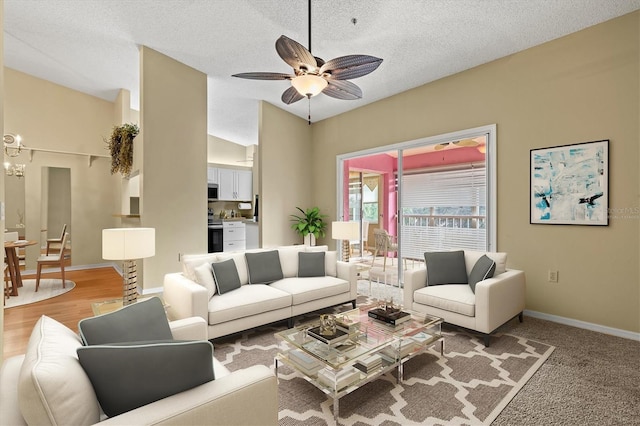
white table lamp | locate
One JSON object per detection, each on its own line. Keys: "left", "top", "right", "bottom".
{"left": 331, "top": 221, "right": 360, "bottom": 262}
{"left": 102, "top": 228, "right": 155, "bottom": 305}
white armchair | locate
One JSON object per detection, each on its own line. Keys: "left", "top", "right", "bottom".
{"left": 403, "top": 250, "right": 525, "bottom": 346}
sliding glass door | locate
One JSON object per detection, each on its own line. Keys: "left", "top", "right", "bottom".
{"left": 337, "top": 125, "right": 496, "bottom": 288}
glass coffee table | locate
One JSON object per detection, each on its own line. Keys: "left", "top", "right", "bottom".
{"left": 275, "top": 305, "right": 443, "bottom": 423}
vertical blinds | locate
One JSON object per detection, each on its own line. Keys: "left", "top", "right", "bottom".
{"left": 401, "top": 165, "right": 487, "bottom": 257}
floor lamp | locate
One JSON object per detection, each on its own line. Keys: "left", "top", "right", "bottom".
{"left": 331, "top": 221, "right": 360, "bottom": 263}
{"left": 102, "top": 228, "right": 155, "bottom": 305}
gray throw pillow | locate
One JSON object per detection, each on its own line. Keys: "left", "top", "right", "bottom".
{"left": 77, "top": 340, "right": 214, "bottom": 417}
{"left": 78, "top": 297, "right": 172, "bottom": 345}
{"left": 424, "top": 250, "right": 468, "bottom": 286}
{"left": 211, "top": 259, "right": 242, "bottom": 295}
{"left": 468, "top": 254, "right": 496, "bottom": 293}
{"left": 245, "top": 250, "right": 284, "bottom": 284}
{"left": 298, "top": 252, "right": 326, "bottom": 277}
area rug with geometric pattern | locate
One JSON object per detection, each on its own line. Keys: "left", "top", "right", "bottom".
{"left": 213, "top": 301, "right": 555, "bottom": 426}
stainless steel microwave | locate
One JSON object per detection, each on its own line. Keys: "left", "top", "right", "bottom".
{"left": 207, "top": 183, "right": 218, "bottom": 201}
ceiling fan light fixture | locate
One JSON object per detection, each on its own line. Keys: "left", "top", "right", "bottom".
{"left": 291, "top": 74, "right": 327, "bottom": 97}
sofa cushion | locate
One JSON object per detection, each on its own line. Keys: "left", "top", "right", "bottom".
{"left": 182, "top": 253, "right": 218, "bottom": 281}
{"left": 18, "top": 316, "right": 101, "bottom": 426}
{"left": 246, "top": 250, "right": 284, "bottom": 284}
{"left": 414, "top": 284, "right": 476, "bottom": 317}
{"left": 77, "top": 340, "right": 214, "bottom": 418}
{"left": 208, "top": 284, "right": 291, "bottom": 325}
{"left": 278, "top": 245, "right": 307, "bottom": 278}
{"left": 324, "top": 251, "right": 337, "bottom": 277}
{"left": 465, "top": 251, "right": 507, "bottom": 275}
{"left": 212, "top": 259, "right": 242, "bottom": 295}
{"left": 270, "top": 276, "right": 350, "bottom": 305}
{"left": 194, "top": 262, "right": 216, "bottom": 298}
{"left": 216, "top": 252, "right": 250, "bottom": 285}
{"left": 424, "top": 250, "right": 468, "bottom": 286}
{"left": 468, "top": 255, "right": 496, "bottom": 293}
{"left": 298, "top": 252, "right": 325, "bottom": 277}
{"left": 78, "top": 297, "right": 172, "bottom": 345}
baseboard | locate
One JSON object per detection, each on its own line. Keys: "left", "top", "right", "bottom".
{"left": 22, "top": 263, "right": 117, "bottom": 275}
{"left": 524, "top": 309, "right": 639, "bottom": 341}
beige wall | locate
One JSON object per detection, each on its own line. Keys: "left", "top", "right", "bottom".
{"left": 310, "top": 12, "right": 640, "bottom": 333}
{"left": 139, "top": 46, "right": 208, "bottom": 290}
{"left": 1, "top": 0, "right": 6, "bottom": 361}
{"left": 207, "top": 134, "right": 254, "bottom": 166}
{"left": 4, "top": 68, "right": 119, "bottom": 268}
{"left": 259, "top": 101, "right": 313, "bottom": 247}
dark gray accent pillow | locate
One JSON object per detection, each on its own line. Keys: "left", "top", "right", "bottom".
{"left": 211, "top": 259, "right": 242, "bottom": 295}
{"left": 424, "top": 250, "right": 468, "bottom": 286}
{"left": 77, "top": 340, "right": 214, "bottom": 417}
{"left": 245, "top": 250, "right": 284, "bottom": 284}
{"left": 78, "top": 297, "right": 172, "bottom": 345}
{"left": 468, "top": 254, "right": 496, "bottom": 293}
{"left": 298, "top": 252, "right": 326, "bottom": 277}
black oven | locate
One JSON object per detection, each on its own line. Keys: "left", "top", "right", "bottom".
{"left": 208, "top": 225, "right": 223, "bottom": 253}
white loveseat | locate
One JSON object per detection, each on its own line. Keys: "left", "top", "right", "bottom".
{"left": 0, "top": 314, "right": 278, "bottom": 425}
{"left": 403, "top": 250, "right": 526, "bottom": 346}
{"left": 164, "top": 245, "right": 358, "bottom": 340}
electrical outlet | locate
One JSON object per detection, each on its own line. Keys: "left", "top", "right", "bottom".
{"left": 548, "top": 270, "right": 558, "bottom": 283}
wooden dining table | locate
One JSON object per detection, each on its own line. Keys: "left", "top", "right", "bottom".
{"left": 4, "top": 239, "right": 37, "bottom": 296}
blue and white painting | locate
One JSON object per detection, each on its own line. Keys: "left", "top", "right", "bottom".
{"left": 531, "top": 140, "right": 608, "bottom": 225}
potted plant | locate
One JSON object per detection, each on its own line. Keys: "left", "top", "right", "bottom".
{"left": 290, "top": 206, "right": 327, "bottom": 246}
{"left": 105, "top": 123, "right": 139, "bottom": 177}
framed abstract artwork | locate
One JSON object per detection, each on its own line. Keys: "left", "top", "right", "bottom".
{"left": 530, "top": 139, "right": 609, "bottom": 225}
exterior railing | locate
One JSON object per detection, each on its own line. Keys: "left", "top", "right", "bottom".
{"left": 400, "top": 214, "right": 487, "bottom": 260}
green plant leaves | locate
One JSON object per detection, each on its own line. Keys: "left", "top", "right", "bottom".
{"left": 290, "top": 206, "right": 327, "bottom": 238}
{"left": 106, "top": 123, "right": 139, "bottom": 176}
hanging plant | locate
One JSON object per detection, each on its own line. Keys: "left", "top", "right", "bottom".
{"left": 105, "top": 123, "right": 139, "bottom": 176}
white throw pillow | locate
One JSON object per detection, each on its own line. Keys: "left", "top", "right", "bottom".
{"left": 278, "top": 246, "right": 306, "bottom": 278}
{"left": 18, "top": 316, "right": 101, "bottom": 425}
{"left": 325, "top": 251, "right": 337, "bottom": 277}
{"left": 182, "top": 253, "right": 217, "bottom": 281}
{"left": 215, "top": 252, "right": 249, "bottom": 285}
{"left": 465, "top": 251, "right": 507, "bottom": 275}
{"left": 193, "top": 262, "right": 217, "bottom": 298}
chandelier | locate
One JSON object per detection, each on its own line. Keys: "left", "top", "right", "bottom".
{"left": 4, "top": 162, "right": 25, "bottom": 178}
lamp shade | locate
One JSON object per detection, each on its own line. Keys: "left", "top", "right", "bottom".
{"left": 331, "top": 221, "right": 360, "bottom": 240}
{"left": 102, "top": 228, "right": 155, "bottom": 260}
{"left": 291, "top": 74, "right": 328, "bottom": 97}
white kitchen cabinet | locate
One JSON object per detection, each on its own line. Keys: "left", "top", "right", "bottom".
{"left": 223, "top": 221, "right": 246, "bottom": 252}
{"left": 218, "top": 168, "right": 252, "bottom": 201}
{"left": 207, "top": 166, "right": 219, "bottom": 184}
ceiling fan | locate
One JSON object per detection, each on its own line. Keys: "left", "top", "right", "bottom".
{"left": 434, "top": 139, "right": 480, "bottom": 151}
{"left": 232, "top": 0, "right": 383, "bottom": 115}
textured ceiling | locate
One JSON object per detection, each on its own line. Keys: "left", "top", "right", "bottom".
{"left": 4, "top": 1, "right": 640, "bottom": 146}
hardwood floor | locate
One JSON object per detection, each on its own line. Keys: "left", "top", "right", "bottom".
{"left": 3, "top": 267, "right": 122, "bottom": 359}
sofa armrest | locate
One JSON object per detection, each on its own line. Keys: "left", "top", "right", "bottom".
{"left": 169, "top": 317, "right": 208, "bottom": 341}
{"left": 163, "top": 273, "right": 209, "bottom": 324}
{"left": 97, "top": 365, "right": 277, "bottom": 426}
{"left": 337, "top": 261, "right": 358, "bottom": 300}
{"left": 474, "top": 269, "right": 526, "bottom": 333}
{"left": 403, "top": 268, "right": 427, "bottom": 309}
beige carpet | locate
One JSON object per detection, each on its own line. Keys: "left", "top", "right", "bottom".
{"left": 213, "top": 295, "right": 554, "bottom": 426}
{"left": 4, "top": 279, "right": 75, "bottom": 309}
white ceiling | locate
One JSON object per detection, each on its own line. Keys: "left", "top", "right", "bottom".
{"left": 4, "top": 1, "right": 640, "bottom": 146}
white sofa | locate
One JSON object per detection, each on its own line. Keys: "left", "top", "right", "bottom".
{"left": 164, "top": 245, "right": 358, "bottom": 340}
{"left": 403, "top": 250, "right": 526, "bottom": 346}
{"left": 0, "top": 315, "right": 278, "bottom": 425}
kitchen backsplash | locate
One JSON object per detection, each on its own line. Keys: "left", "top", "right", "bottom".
{"left": 208, "top": 200, "right": 252, "bottom": 219}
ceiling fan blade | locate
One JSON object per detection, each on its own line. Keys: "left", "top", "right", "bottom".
{"left": 276, "top": 35, "right": 318, "bottom": 72}
{"left": 231, "top": 72, "right": 293, "bottom": 80}
{"left": 453, "top": 139, "right": 480, "bottom": 147}
{"left": 434, "top": 143, "right": 449, "bottom": 151}
{"left": 319, "top": 55, "right": 383, "bottom": 80}
{"left": 323, "top": 80, "right": 362, "bottom": 100}
{"left": 281, "top": 86, "right": 305, "bottom": 104}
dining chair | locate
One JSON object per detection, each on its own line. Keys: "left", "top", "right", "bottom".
{"left": 3, "top": 263, "right": 10, "bottom": 299}
{"left": 46, "top": 224, "right": 67, "bottom": 255}
{"left": 371, "top": 228, "right": 403, "bottom": 271}
{"left": 36, "top": 232, "right": 69, "bottom": 292}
